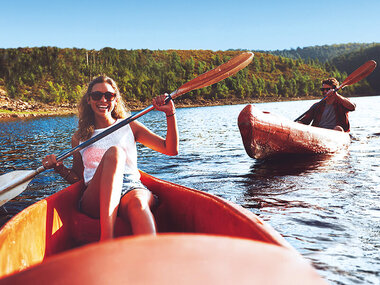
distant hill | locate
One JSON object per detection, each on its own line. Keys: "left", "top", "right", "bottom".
{"left": 331, "top": 44, "right": 380, "bottom": 94}
{"left": 259, "top": 43, "right": 375, "bottom": 63}
{"left": 0, "top": 46, "right": 377, "bottom": 107}
{"left": 254, "top": 43, "right": 379, "bottom": 95}
{"left": 0, "top": 48, "right": 335, "bottom": 105}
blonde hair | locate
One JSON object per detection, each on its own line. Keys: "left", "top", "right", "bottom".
{"left": 76, "top": 75, "right": 129, "bottom": 141}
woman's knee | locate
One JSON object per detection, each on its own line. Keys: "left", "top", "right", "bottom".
{"left": 104, "top": 146, "right": 126, "bottom": 162}
{"left": 102, "top": 146, "right": 127, "bottom": 171}
{"left": 122, "top": 190, "right": 153, "bottom": 213}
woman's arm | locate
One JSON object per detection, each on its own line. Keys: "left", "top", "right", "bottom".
{"left": 42, "top": 134, "right": 83, "bottom": 184}
{"left": 131, "top": 94, "right": 179, "bottom": 156}
{"left": 68, "top": 135, "right": 84, "bottom": 182}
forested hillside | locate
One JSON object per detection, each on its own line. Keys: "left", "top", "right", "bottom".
{"left": 260, "top": 43, "right": 380, "bottom": 94}
{"left": 331, "top": 44, "right": 380, "bottom": 94}
{"left": 263, "top": 43, "right": 375, "bottom": 62}
{"left": 0, "top": 47, "right": 375, "bottom": 106}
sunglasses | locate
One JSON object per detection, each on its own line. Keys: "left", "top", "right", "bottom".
{"left": 89, "top": 91, "right": 116, "bottom": 101}
{"left": 320, "top": 88, "right": 332, "bottom": 92}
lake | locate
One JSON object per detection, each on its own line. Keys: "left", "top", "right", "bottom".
{"left": 1, "top": 95, "right": 379, "bottom": 284}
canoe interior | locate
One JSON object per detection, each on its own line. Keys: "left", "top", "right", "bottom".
{"left": 0, "top": 171, "right": 289, "bottom": 277}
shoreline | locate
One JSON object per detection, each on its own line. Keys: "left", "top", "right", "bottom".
{"left": 0, "top": 96, "right": 318, "bottom": 121}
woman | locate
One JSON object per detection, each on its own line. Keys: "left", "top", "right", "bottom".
{"left": 42, "top": 75, "right": 178, "bottom": 240}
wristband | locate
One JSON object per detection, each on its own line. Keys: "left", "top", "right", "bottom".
{"left": 166, "top": 112, "right": 176, "bottom": 117}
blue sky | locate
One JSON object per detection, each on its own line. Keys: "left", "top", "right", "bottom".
{"left": 1, "top": 0, "right": 379, "bottom": 51}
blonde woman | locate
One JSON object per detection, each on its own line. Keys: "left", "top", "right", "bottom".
{"left": 43, "top": 75, "right": 178, "bottom": 239}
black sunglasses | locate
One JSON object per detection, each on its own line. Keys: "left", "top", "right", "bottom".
{"left": 89, "top": 91, "right": 116, "bottom": 101}
{"left": 320, "top": 88, "right": 332, "bottom": 92}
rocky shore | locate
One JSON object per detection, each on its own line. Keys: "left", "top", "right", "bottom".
{"left": 0, "top": 96, "right": 76, "bottom": 120}
{"left": 0, "top": 97, "right": 270, "bottom": 120}
{"left": 0, "top": 89, "right": 313, "bottom": 121}
{"left": 0, "top": 86, "right": 78, "bottom": 120}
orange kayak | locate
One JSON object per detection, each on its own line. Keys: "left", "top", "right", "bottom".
{"left": 238, "top": 104, "right": 350, "bottom": 159}
{"left": 0, "top": 171, "right": 326, "bottom": 284}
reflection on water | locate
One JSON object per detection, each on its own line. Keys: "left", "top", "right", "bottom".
{"left": 240, "top": 152, "right": 349, "bottom": 208}
{"left": 1, "top": 96, "right": 380, "bottom": 284}
{"left": 247, "top": 153, "right": 335, "bottom": 177}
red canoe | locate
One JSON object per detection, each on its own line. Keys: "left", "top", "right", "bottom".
{"left": 0, "top": 171, "right": 326, "bottom": 284}
{"left": 238, "top": 104, "right": 350, "bottom": 159}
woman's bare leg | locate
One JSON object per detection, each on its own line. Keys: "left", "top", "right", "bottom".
{"left": 119, "top": 189, "right": 156, "bottom": 235}
{"left": 80, "top": 146, "right": 126, "bottom": 241}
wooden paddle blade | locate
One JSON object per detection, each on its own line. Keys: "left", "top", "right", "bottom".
{"left": 171, "top": 52, "right": 254, "bottom": 99}
{"left": 0, "top": 170, "right": 38, "bottom": 206}
{"left": 340, "top": 60, "right": 377, "bottom": 89}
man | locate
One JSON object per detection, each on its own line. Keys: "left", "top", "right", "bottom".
{"left": 297, "top": 78, "right": 356, "bottom": 132}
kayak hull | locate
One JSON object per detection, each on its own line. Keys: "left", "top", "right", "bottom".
{"left": 238, "top": 104, "right": 350, "bottom": 159}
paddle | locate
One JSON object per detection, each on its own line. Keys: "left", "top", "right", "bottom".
{"left": 0, "top": 52, "right": 254, "bottom": 206}
{"left": 294, "top": 60, "right": 377, "bottom": 122}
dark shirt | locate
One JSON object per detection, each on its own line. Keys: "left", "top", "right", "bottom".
{"left": 298, "top": 100, "right": 354, "bottom": 132}
{"left": 319, "top": 103, "right": 337, "bottom": 129}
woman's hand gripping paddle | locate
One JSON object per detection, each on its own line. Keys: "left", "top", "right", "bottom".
{"left": 0, "top": 52, "right": 254, "bottom": 206}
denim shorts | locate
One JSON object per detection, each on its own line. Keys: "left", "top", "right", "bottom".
{"left": 80, "top": 174, "right": 149, "bottom": 210}
{"left": 121, "top": 174, "right": 149, "bottom": 197}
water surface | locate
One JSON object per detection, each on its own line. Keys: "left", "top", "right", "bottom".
{"left": 1, "top": 96, "right": 379, "bottom": 284}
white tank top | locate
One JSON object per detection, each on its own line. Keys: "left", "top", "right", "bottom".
{"left": 79, "top": 120, "right": 140, "bottom": 185}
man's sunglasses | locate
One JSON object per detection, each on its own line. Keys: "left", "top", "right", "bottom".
{"left": 320, "top": 88, "right": 332, "bottom": 92}
{"left": 89, "top": 91, "right": 116, "bottom": 101}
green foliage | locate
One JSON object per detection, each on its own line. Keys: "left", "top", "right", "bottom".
{"left": 264, "top": 43, "right": 374, "bottom": 62}
{"left": 0, "top": 46, "right": 377, "bottom": 107}
{"left": 331, "top": 44, "right": 380, "bottom": 95}
{"left": 259, "top": 43, "right": 379, "bottom": 95}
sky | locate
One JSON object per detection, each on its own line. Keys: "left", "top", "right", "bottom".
{"left": 1, "top": 0, "right": 379, "bottom": 51}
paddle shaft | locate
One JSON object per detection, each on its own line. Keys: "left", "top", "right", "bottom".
{"left": 56, "top": 97, "right": 170, "bottom": 162}
{"left": 57, "top": 51, "right": 255, "bottom": 161}
{"left": 294, "top": 85, "right": 343, "bottom": 122}
{"left": 0, "top": 96, "right": 169, "bottom": 201}
{"left": 0, "top": 52, "right": 254, "bottom": 203}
